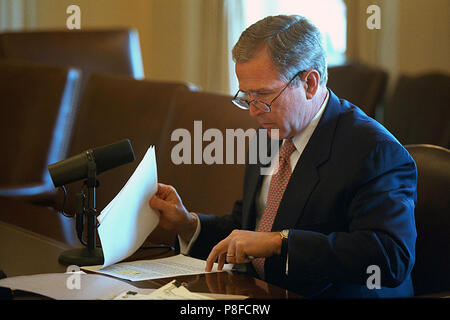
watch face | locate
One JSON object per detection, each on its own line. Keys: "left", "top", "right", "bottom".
{"left": 281, "top": 229, "right": 289, "bottom": 238}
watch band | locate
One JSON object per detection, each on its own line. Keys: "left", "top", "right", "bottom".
{"left": 280, "top": 229, "right": 289, "bottom": 258}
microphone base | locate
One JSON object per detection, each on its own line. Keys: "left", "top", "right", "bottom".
{"left": 58, "top": 248, "right": 104, "bottom": 266}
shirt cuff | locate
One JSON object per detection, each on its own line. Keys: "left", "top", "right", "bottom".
{"left": 178, "top": 212, "right": 201, "bottom": 255}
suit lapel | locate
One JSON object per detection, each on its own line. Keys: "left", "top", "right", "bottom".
{"left": 273, "top": 156, "right": 319, "bottom": 229}
{"left": 241, "top": 162, "right": 263, "bottom": 230}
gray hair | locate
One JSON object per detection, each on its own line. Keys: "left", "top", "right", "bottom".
{"left": 232, "top": 15, "right": 328, "bottom": 86}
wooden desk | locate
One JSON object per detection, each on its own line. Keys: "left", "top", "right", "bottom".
{"left": 0, "top": 198, "right": 302, "bottom": 299}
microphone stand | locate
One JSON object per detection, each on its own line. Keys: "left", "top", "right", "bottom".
{"left": 58, "top": 150, "right": 104, "bottom": 266}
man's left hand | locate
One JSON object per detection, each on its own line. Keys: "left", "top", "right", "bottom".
{"left": 205, "top": 230, "right": 281, "bottom": 272}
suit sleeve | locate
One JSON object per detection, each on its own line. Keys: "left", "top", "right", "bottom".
{"left": 287, "top": 141, "right": 417, "bottom": 287}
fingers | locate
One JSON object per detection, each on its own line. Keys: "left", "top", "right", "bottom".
{"left": 205, "top": 249, "right": 218, "bottom": 272}
{"left": 206, "top": 230, "right": 274, "bottom": 272}
{"left": 226, "top": 239, "right": 237, "bottom": 264}
{"left": 205, "top": 238, "right": 228, "bottom": 272}
{"left": 228, "top": 240, "right": 253, "bottom": 264}
{"left": 154, "top": 183, "right": 176, "bottom": 200}
{"left": 235, "top": 240, "right": 253, "bottom": 263}
{"left": 205, "top": 231, "right": 251, "bottom": 272}
{"left": 149, "top": 195, "right": 168, "bottom": 211}
{"left": 217, "top": 252, "right": 227, "bottom": 271}
{"left": 149, "top": 183, "right": 194, "bottom": 235}
{"left": 149, "top": 183, "right": 180, "bottom": 210}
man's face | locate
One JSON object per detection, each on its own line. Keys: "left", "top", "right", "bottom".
{"left": 235, "top": 48, "right": 313, "bottom": 140}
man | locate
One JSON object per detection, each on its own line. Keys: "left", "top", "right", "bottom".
{"left": 150, "top": 15, "right": 417, "bottom": 298}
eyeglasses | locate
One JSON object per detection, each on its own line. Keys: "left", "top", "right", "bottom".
{"left": 232, "top": 70, "right": 305, "bottom": 113}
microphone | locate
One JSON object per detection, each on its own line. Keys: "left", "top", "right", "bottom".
{"left": 48, "top": 139, "right": 135, "bottom": 187}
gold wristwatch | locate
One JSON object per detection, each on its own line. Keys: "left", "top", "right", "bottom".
{"left": 280, "top": 229, "right": 289, "bottom": 257}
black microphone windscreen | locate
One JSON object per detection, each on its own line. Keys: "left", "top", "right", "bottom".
{"left": 93, "top": 139, "right": 135, "bottom": 175}
{"left": 48, "top": 139, "right": 135, "bottom": 187}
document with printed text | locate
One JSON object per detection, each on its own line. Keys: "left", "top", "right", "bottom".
{"left": 82, "top": 254, "right": 233, "bottom": 281}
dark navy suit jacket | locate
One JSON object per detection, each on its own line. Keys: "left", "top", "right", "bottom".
{"left": 190, "top": 90, "right": 417, "bottom": 298}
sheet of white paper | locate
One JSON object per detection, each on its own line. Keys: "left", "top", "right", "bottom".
{"left": 98, "top": 146, "right": 154, "bottom": 224}
{"left": 97, "top": 161, "right": 136, "bottom": 224}
{"left": 97, "top": 146, "right": 160, "bottom": 268}
{"left": 82, "top": 254, "right": 233, "bottom": 282}
{"left": 0, "top": 273, "right": 154, "bottom": 300}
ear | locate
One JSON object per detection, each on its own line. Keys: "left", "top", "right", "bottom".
{"left": 302, "top": 70, "right": 320, "bottom": 99}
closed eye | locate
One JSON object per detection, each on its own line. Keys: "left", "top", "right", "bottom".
{"left": 250, "top": 91, "right": 275, "bottom": 98}
{"left": 238, "top": 89, "right": 276, "bottom": 99}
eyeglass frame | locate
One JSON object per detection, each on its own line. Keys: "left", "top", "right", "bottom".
{"left": 231, "top": 70, "right": 307, "bottom": 113}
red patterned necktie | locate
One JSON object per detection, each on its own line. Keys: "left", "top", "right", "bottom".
{"left": 252, "top": 138, "right": 297, "bottom": 280}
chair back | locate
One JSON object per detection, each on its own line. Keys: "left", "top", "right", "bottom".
{"left": 405, "top": 144, "right": 450, "bottom": 296}
{"left": 0, "top": 60, "right": 80, "bottom": 196}
{"left": 384, "top": 73, "right": 450, "bottom": 148}
{"left": 0, "top": 29, "right": 144, "bottom": 94}
{"left": 327, "top": 62, "right": 388, "bottom": 118}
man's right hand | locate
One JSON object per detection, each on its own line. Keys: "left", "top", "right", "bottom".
{"left": 149, "top": 183, "right": 198, "bottom": 243}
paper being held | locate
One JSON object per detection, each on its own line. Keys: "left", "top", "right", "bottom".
{"left": 97, "top": 146, "right": 160, "bottom": 268}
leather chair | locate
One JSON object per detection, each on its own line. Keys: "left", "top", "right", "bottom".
{"left": 327, "top": 62, "right": 388, "bottom": 119}
{"left": 405, "top": 144, "right": 450, "bottom": 296}
{"left": 0, "top": 60, "right": 80, "bottom": 197}
{"left": 384, "top": 73, "right": 450, "bottom": 148}
{"left": 0, "top": 29, "right": 144, "bottom": 95}
{"left": 158, "top": 90, "right": 259, "bottom": 217}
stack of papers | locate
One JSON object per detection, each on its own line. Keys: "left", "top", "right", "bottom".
{"left": 97, "top": 146, "right": 160, "bottom": 268}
